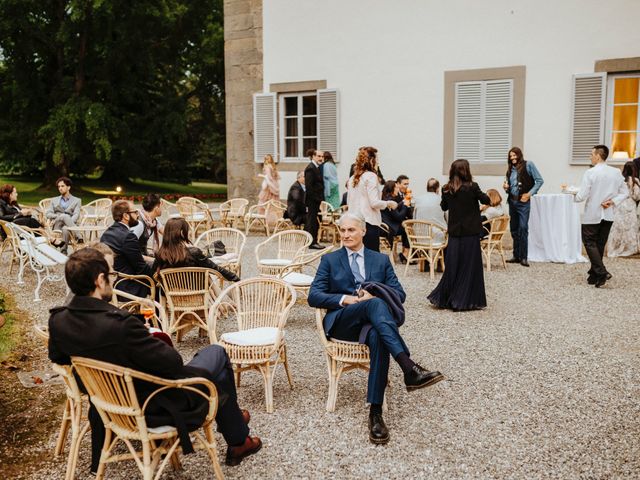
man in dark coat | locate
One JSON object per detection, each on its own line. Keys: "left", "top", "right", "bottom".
{"left": 286, "top": 170, "right": 307, "bottom": 226}
{"left": 100, "top": 199, "right": 154, "bottom": 297}
{"left": 48, "top": 248, "right": 261, "bottom": 473}
{"left": 304, "top": 149, "right": 325, "bottom": 248}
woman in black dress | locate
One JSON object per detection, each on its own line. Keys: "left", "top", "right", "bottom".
{"left": 428, "top": 159, "right": 490, "bottom": 311}
{"left": 152, "top": 217, "right": 240, "bottom": 282}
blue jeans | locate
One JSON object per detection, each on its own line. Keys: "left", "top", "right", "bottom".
{"left": 508, "top": 199, "right": 531, "bottom": 261}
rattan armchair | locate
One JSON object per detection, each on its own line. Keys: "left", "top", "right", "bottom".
{"left": 243, "top": 201, "right": 270, "bottom": 236}
{"left": 113, "top": 273, "right": 157, "bottom": 301}
{"left": 278, "top": 246, "right": 332, "bottom": 301}
{"left": 194, "top": 227, "right": 246, "bottom": 277}
{"left": 254, "top": 230, "right": 313, "bottom": 276}
{"left": 176, "top": 197, "right": 214, "bottom": 239}
{"left": 71, "top": 356, "right": 223, "bottom": 480}
{"left": 80, "top": 198, "right": 113, "bottom": 226}
{"left": 317, "top": 201, "right": 339, "bottom": 244}
{"left": 403, "top": 220, "right": 448, "bottom": 279}
{"left": 33, "top": 325, "right": 89, "bottom": 480}
{"left": 111, "top": 289, "right": 169, "bottom": 332}
{"left": 481, "top": 215, "right": 510, "bottom": 271}
{"left": 315, "top": 309, "right": 372, "bottom": 412}
{"left": 159, "top": 198, "right": 181, "bottom": 224}
{"left": 158, "top": 267, "right": 224, "bottom": 342}
{"left": 208, "top": 278, "right": 296, "bottom": 413}
{"left": 219, "top": 198, "right": 248, "bottom": 229}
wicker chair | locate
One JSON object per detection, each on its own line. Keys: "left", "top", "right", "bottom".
{"left": 278, "top": 246, "right": 332, "bottom": 302}
{"left": 80, "top": 198, "right": 113, "bottom": 226}
{"left": 159, "top": 198, "right": 181, "bottom": 224}
{"left": 38, "top": 197, "right": 57, "bottom": 231}
{"left": 176, "top": 197, "right": 213, "bottom": 239}
{"left": 194, "top": 227, "right": 246, "bottom": 277}
{"left": 317, "top": 201, "right": 340, "bottom": 245}
{"left": 111, "top": 289, "right": 169, "bottom": 332}
{"left": 315, "top": 309, "right": 373, "bottom": 412}
{"left": 378, "top": 223, "right": 397, "bottom": 265}
{"left": 71, "top": 356, "right": 223, "bottom": 480}
{"left": 243, "top": 201, "right": 270, "bottom": 236}
{"left": 33, "top": 325, "right": 89, "bottom": 480}
{"left": 158, "top": 267, "right": 224, "bottom": 342}
{"left": 403, "top": 220, "right": 448, "bottom": 279}
{"left": 208, "top": 278, "right": 296, "bottom": 413}
{"left": 0, "top": 219, "right": 24, "bottom": 275}
{"left": 255, "top": 230, "right": 313, "bottom": 276}
{"left": 219, "top": 198, "right": 248, "bottom": 229}
{"left": 112, "top": 273, "right": 157, "bottom": 302}
{"left": 481, "top": 215, "right": 510, "bottom": 271}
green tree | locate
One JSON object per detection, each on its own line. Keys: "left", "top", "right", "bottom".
{"left": 0, "top": 0, "right": 226, "bottom": 185}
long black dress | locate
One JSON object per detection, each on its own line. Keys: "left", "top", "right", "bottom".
{"left": 428, "top": 182, "right": 490, "bottom": 311}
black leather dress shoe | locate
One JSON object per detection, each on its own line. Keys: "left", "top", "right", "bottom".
{"left": 398, "top": 253, "right": 407, "bottom": 264}
{"left": 368, "top": 413, "right": 389, "bottom": 444}
{"left": 309, "top": 243, "right": 324, "bottom": 250}
{"left": 595, "top": 277, "right": 607, "bottom": 288}
{"left": 404, "top": 365, "right": 445, "bottom": 391}
{"left": 506, "top": 257, "right": 520, "bottom": 263}
{"left": 520, "top": 259, "right": 530, "bottom": 267}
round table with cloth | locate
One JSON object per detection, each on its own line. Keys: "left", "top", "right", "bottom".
{"left": 527, "top": 193, "right": 586, "bottom": 263}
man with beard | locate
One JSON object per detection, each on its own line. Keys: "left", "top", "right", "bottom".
{"left": 101, "top": 200, "right": 154, "bottom": 297}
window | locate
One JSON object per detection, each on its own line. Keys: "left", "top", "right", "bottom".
{"left": 606, "top": 74, "right": 640, "bottom": 159}
{"left": 443, "top": 66, "right": 525, "bottom": 176}
{"left": 280, "top": 93, "right": 318, "bottom": 161}
{"left": 454, "top": 79, "right": 513, "bottom": 163}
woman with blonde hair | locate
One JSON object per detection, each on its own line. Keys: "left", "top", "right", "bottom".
{"left": 258, "top": 154, "right": 281, "bottom": 225}
{"left": 347, "top": 147, "right": 397, "bottom": 251}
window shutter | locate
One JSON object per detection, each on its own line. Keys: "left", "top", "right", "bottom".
{"left": 483, "top": 80, "right": 513, "bottom": 162}
{"left": 317, "top": 88, "right": 339, "bottom": 161}
{"left": 454, "top": 82, "right": 482, "bottom": 162}
{"left": 253, "top": 93, "right": 277, "bottom": 163}
{"left": 569, "top": 73, "right": 606, "bottom": 165}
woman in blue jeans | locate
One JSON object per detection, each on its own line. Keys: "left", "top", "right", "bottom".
{"left": 503, "top": 147, "right": 544, "bottom": 266}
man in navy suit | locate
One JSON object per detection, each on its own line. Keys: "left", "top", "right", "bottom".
{"left": 308, "top": 212, "right": 444, "bottom": 444}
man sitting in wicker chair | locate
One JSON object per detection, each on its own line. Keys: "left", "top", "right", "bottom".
{"left": 308, "top": 212, "right": 444, "bottom": 445}
{"left": 48, "top": 248, "right": 261, "bottom": 475}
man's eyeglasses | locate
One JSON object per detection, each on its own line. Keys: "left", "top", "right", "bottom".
{"left": 127, "top": 210, "right": 138, "bottom": 215}
{"left": 108, "top": 271, "right": 118, "bottom": 280}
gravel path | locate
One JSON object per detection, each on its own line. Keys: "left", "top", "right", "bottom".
{"left": 2, "top": 239, "right": 639, "bottom": 479}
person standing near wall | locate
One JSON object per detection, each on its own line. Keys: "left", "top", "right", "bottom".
{"left": 503, "top": 147, "right": 544, "bottom": 267}
{"left": 322, "top": 151, "right": 340, "bottom": 210}
{"left": 305, "top": 149, "right": 325, "bottom": 249}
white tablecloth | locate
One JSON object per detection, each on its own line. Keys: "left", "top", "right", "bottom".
{"left": 528, "top": 194, "right": 586, "bottom": 263}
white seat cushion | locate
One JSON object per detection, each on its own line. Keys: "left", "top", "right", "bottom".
{"left": 259, "top": 259, "right": 291, "bottom": 267}
{"left": 282, "top": 272, "right": 314, "bottom": 286}
{"left": 221, "top": 327, "right": 281, "bottom": 346}
{"left": 147, "top": 425, "right": 177, "bottom": 434}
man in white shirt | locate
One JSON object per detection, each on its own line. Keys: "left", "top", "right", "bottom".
{"left": 413, "top": 178, "right": 446, "bottom": 227}
{"left": 566, "top": 145, "right": 628, "bottom": 287}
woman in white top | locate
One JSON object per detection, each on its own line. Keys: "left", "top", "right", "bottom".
{"left": 347, "top": 146, "right": 397, "bottom": 251}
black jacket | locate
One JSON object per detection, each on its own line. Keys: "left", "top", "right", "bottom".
{"left": 381, "top": 194, "right": 411, "bottom": 236}
{"left": 286, "top": 181, "right": 306, "bottom": 225}
{"left": 101, "top": 222, "right": 154, "bottom": 297}
{"left": 152, "top": 246, "right": 240, "bottom": 282}
{"left": 0, "top": 198, "right": 22, "bottom": 221}
{"left": 441, "top": 182, "right": 490, "bottom": 236}
{"left": 304, "top": 162, "right": 324, "bottom": 206}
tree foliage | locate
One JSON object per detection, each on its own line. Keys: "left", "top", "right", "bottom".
{"left": 0, "top": 0, "right": 226, "bottom": 184}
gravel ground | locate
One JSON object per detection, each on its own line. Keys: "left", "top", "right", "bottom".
{"left": 2, "top": 238, "right": 639, "bottom": 479}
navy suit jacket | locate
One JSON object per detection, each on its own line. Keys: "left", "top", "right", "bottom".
{"left": 308, "top": 246, "right": 405, "bottom": 335}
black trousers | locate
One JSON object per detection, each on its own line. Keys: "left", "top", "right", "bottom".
{"left": 89, "top": 345, "right": 248, "bottom": 471}
{"left": 581, "top": 221, "right": 613, "bottom": 279}
{"left": 305, "top": 202, "right": 320, "bottom": 243}
{"left": 364, "top": 223, "right": 380, "bottom": 252}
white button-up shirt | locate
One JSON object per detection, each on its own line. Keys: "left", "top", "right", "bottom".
{"left": 574, "top": 162, "right": 628, "bottom": 224}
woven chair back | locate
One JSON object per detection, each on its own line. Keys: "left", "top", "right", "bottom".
{"left": 112, "top": 289, "right": 168, "bottom": 332}
{"left": 485, "top": 215, "right": 510, "bottom": 243}
{"left": 195, "top": 227, "right": 246, "bottom": 257}
{"left": 318, "top": 201, "right": 334, "bottom": 224}
{"left": 158, "top": 267, "right": 214, "bottom": 312}
{"left": 224, "top": 278, "right": 295, "bottom": 331}
{"left": 176, "top": 197, "right": 208, "bottom": 217}
{"left": 274, "top": 230, "right": 313, "bottom": 260}
{"left": 404, "top": 220, "right": 447, "bottom": 247}
{"left": 220, "top": 198, "right": 248, "bottom": 216}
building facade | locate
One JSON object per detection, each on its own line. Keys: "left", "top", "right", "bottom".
{"left": 225, "top": 0, "right": 640, "bottom": 197}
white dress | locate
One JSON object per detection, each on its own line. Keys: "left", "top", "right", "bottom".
{"left": 607, "top": 179, "right": 640, "bottom": 257}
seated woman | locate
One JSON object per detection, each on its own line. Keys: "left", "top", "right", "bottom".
{"left": 380, "top": 180, "right": 410, "bottom": 262}
{"left": 480, "top": 189, "right": 505, "bottom": 237}
{"left": 152, "top": 217, "right": 240, "bottom": 282}
{"left": 0, "top": 184, "right": 65, "bottom": 247}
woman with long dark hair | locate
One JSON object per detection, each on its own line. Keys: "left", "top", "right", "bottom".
{"left": 380, "top": 180, "right": 410, "bottom": 262}
{"left": 152, "top": 218, "right": 240, "bottom": 281}
{"left": 347, "top": 147, "right": 397, "bottom": 251}
{"left": 502, "top": 147, "right": 544, "bottom": 267}
{"left": 607, "top": 161, "right": 640, "bottom": 257}
{"left": 428, "top": 159, "right": 490, "bottom": 311}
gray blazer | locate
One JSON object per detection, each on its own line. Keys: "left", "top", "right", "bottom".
{"left": 46, "top": 194, "right": 81, "bottom": 223}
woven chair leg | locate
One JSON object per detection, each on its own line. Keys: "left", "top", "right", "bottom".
{"left": 262, "top": 364, "right": 275, "bottom": 413}
{"left": 235, "top": 369, "right": 242, "bottom": 387}
{"left": 54, "top": 399, "right": 71, "bottom": 456}
{"left": 141, "top": 439, "right": 153, "bottom": 480}
{"left": 282, "top": 345, "right": 293, "bottom": 388}
{"left": 95, "top": 428, "right": 113, "bottom": 480}
{"left": 64, "top": 422, "right": 90, "bottom": 480}
{"left": 202, "top": 426, "right": 224, "bottom": 479}
{"left": 327, "top": 372, "right": 339, "bottom": 413}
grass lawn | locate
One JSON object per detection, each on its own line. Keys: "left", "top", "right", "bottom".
{"left": 0, "top": 176, "right": 227, "bottom": 205}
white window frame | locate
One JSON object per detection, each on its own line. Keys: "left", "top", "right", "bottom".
{"left": 605, "top": 72, "right": 640, "bottom": 161}
{"left": 453, "top": 79, "right": 513, "bottom": 163}
{"left": 278, "top": 92, "right": 318, "bottom": 162}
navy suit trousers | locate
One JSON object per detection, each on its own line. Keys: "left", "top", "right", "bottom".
{"left": 329, "top": 298, "right": 409, "bottom": 404}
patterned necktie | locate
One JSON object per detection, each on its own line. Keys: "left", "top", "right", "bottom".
{"left": 350, "top": 252, "right": 365, "bottom": 286}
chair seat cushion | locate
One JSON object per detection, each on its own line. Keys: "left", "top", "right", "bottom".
{"left": 211, "top": 252, "right": 238, "bottom": 264}
{"left": 147, "top": 425, "right": 176, "bottom": 434}
{"left": 259, "top": 259, "right": 291, "bottom": 267}
{"left": 282, "top": 272, "right": 314, "bottom": 286}
{"left": 188, "top": 213, "right": 206, "bottom": 221}
{"left": 221, "top": 327, "right": 281, "bottom": 346}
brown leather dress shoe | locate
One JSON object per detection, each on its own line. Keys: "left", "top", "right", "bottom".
{"left": 225, "top": 436, "right": 262, "bottom": 466}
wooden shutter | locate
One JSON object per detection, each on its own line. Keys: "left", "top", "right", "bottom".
{"left": 317, "top": 88, "right": 339, "bottom": 161}
{"left": 569, "top": 73, "right": 606, "bottom": 165}
{"left": 454, "top": 82, "right": 482, "bottom": 162}
{"left": 253, "top": 93, "right": 277, "bottom": 163}
{"left": 483, "top": 80, "right": 513, "bottom": 162}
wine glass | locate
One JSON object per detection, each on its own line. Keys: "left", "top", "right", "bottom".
{"left": 139, "top": 300, "right": 155, "bottom": 328}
